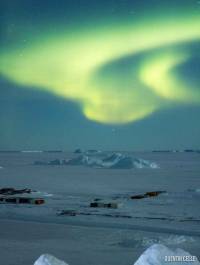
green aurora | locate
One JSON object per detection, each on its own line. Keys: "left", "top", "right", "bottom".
{"left": 0, "top": 3, "right": 200, "bottom": 124}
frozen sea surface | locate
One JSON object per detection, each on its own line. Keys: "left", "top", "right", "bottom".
{"left": 0, "top": 151, "right": 199, "bottom": 265}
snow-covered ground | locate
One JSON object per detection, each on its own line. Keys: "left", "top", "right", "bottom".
{"left": 0, "top": 151, "right": 199, "bottom": 265}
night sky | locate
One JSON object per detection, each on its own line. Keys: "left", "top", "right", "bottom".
{"left": 0, "top": 0, "right": 200, "bottom": 150}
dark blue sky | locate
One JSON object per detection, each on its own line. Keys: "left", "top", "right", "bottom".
{"left": 0, "top": 0, "right": 200, "bottom": 150}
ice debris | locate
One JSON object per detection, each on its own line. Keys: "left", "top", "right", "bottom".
{"left": 134, "top": 244, "right": 200, "bottom": 265}
{"left": 33, "top": 244, "right": 199, "bottom": 265}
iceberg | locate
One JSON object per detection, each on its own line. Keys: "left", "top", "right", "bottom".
{"left": 34, "top": 254, "right": 68, "bottom": 265}
{"left": 134, "top": 244, "right": 200, "bottom": 265}
{"left": 66, "top": 153, "right": 159, "bottom": 169}
{"left": 35, "top": 152, "right": 159, "bottom": 169}
{"left": 65, "top": 155, "right": 102, "bottom": 167}
{"left": 133, "top": 158, "right": 159, "bottom": 169}
{"left": 101, "top": 153, "right": 132, "bottom": 168}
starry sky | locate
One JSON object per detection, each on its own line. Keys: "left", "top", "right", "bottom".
{"left": 0, "top": 0, "right": 200, "bottom": 150}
